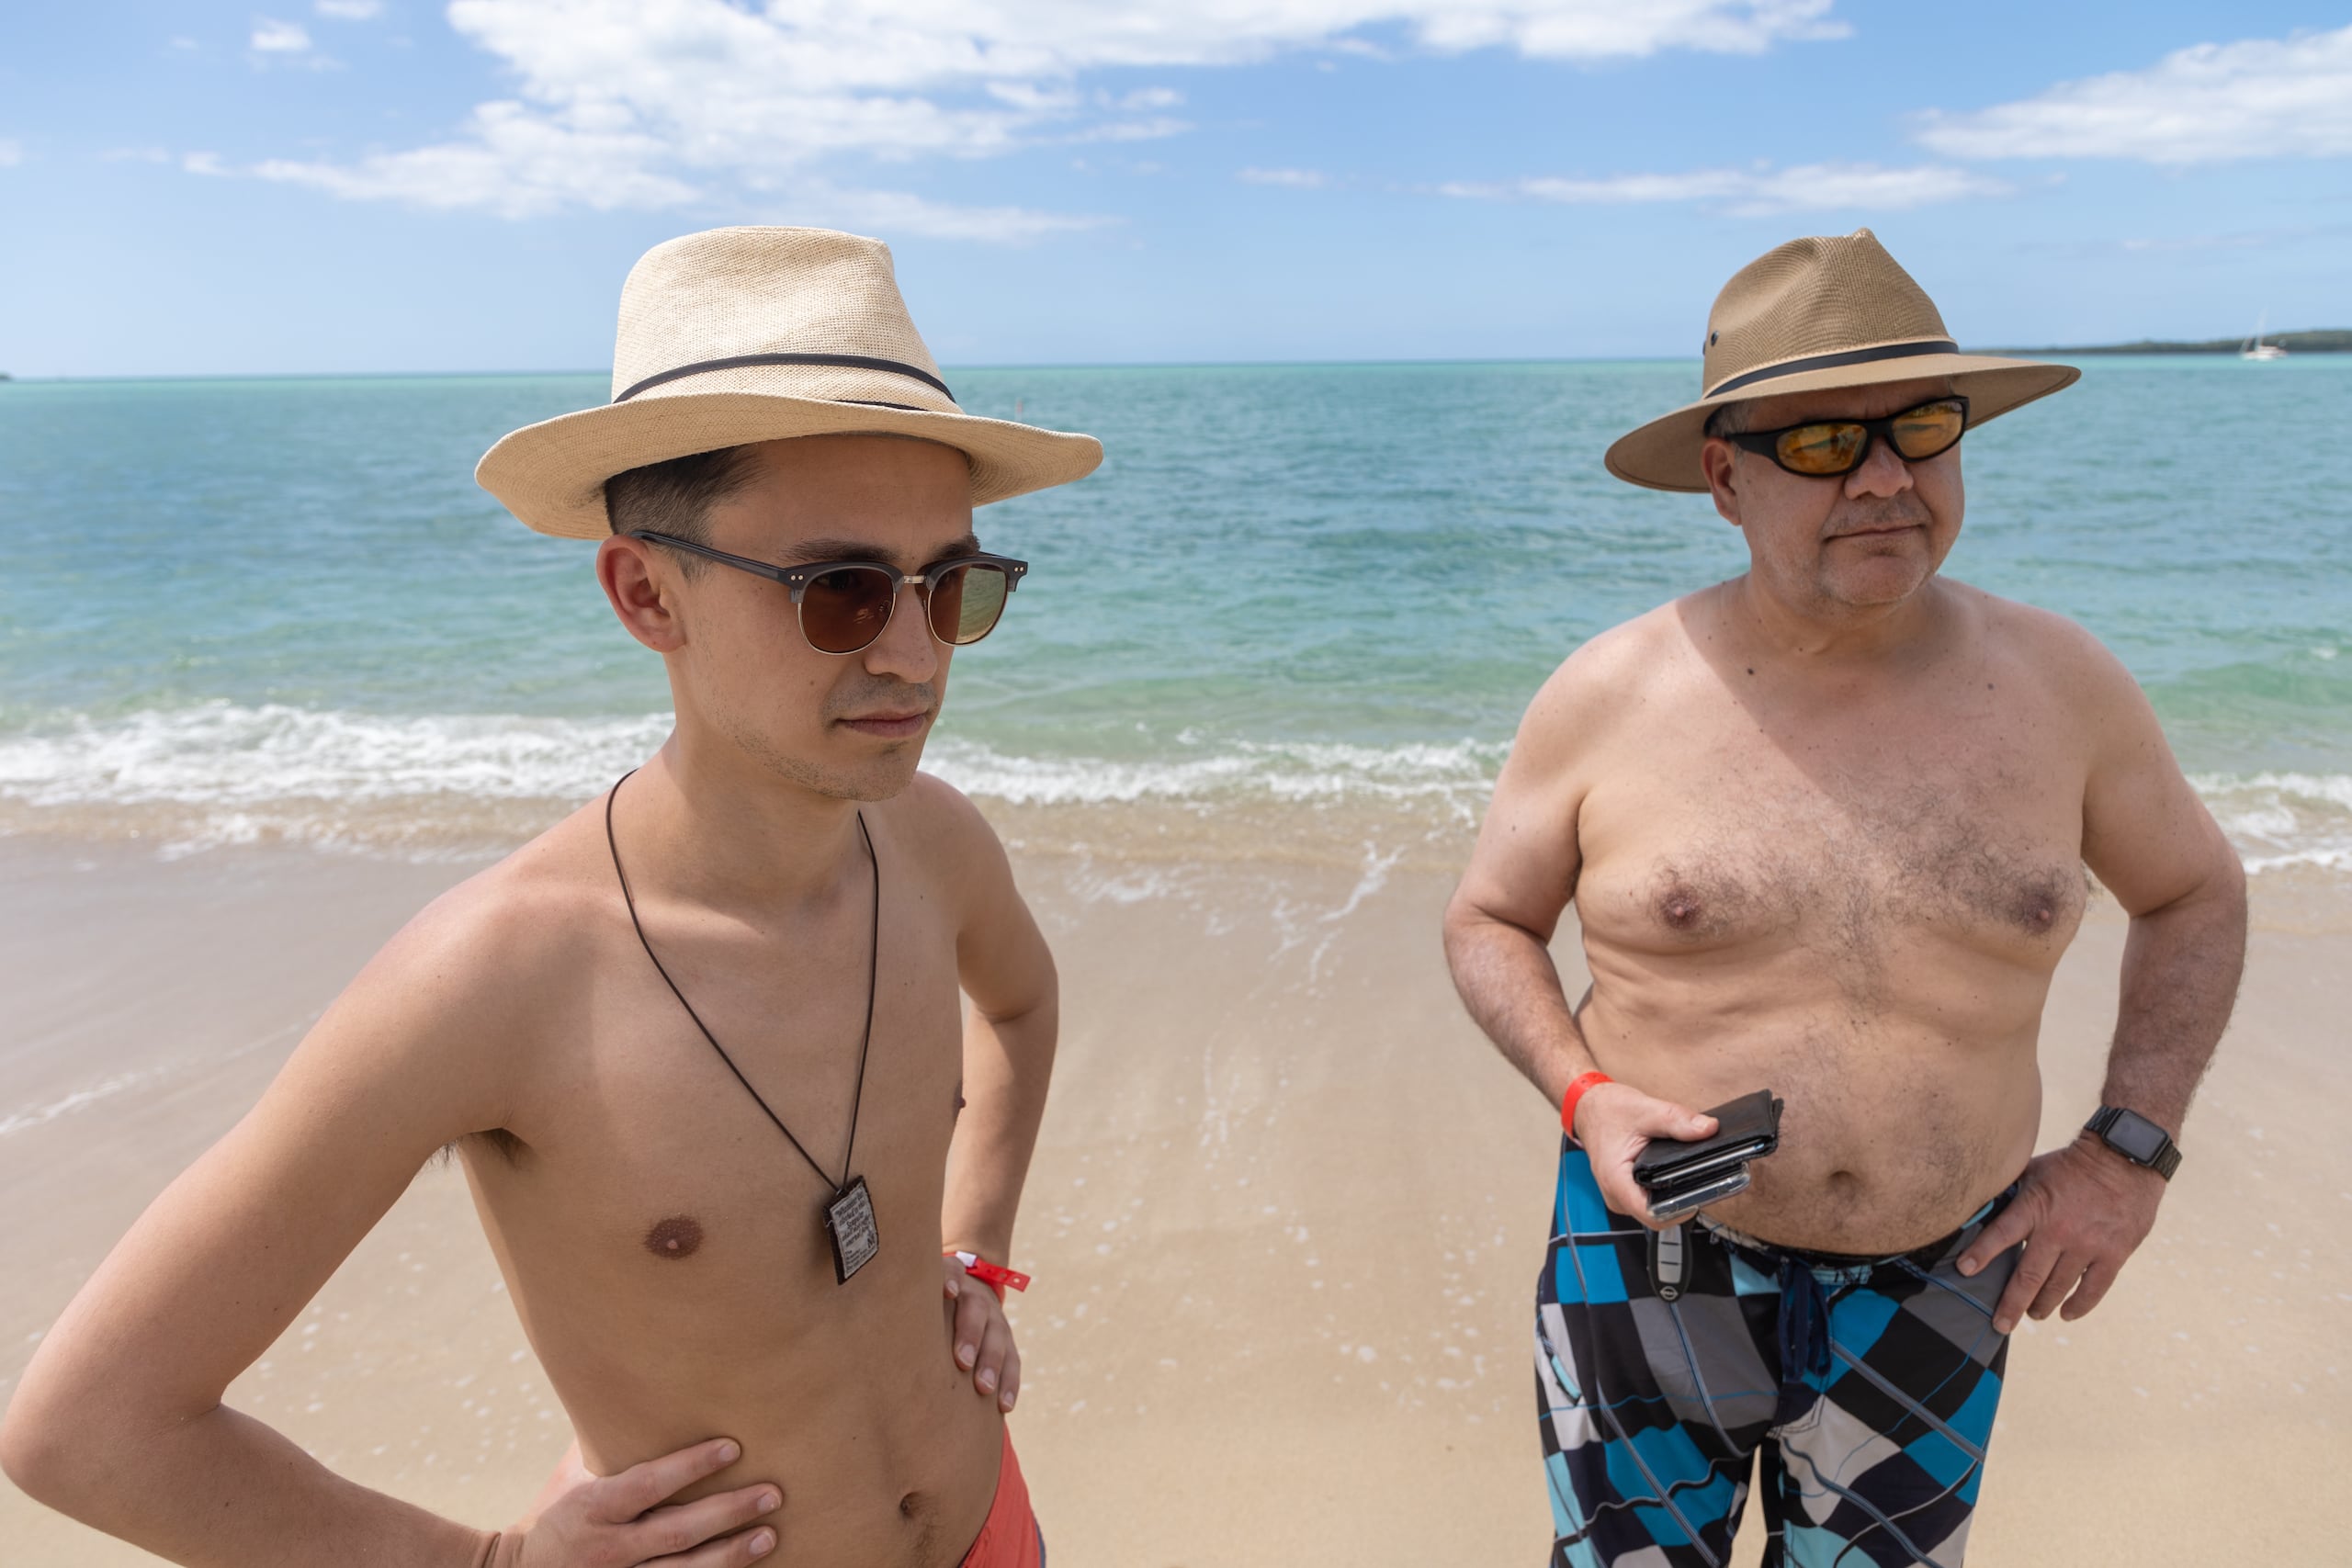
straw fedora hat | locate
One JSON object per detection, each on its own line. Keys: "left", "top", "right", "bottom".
{"left": 1605, "top": 228, "right": 2078, "bottom": 493}
{"left": 478, "top": 226, "right": 1102, "bottom": 538}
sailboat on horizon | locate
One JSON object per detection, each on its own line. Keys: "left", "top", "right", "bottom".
{"left": 2241, "top": 312, "right": 2288, "bottom": 361}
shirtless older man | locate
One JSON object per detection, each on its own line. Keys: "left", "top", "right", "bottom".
{"left": 1443, "top": 231, "right": 2245, "bottom": 1566}
{"left": 1, "top": 228, "right": 1100, "bottom": 1568}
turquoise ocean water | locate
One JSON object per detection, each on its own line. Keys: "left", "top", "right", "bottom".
{"left": 1, "top": 359, "right": 2346, "bottom": 871}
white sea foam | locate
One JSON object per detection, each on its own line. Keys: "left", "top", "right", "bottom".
{"left": 923, "top": 735, "right": 1506, "bottom": 818}
{"left": 0, "top": 705, "right": 2345, "bottom": 876}
{"left": 0, "top": 1068, "right": 166, "bottom": 1139}
{"left": 0, "top": 703, "right": 673, "bottom": 808}
{"left": 2191, "top": 772, "right": 2352, "bottom": 874}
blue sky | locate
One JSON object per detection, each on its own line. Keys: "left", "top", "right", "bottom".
{"left": 2, "top": 2, "right": 2347, "bottom": 377}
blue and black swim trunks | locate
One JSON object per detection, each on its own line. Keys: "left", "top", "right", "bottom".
{"left": 1535, "top": 1145, "right": 2024, "bottom": 1567}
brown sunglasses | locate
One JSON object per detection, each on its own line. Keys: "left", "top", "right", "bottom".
{"left": 628, "top": 532, "right": 1027, "bottom": 655}
{"left": 1723, "top": 396, "right": 1970, "bottom": 479}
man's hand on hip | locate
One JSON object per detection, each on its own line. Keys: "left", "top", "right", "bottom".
{"left": 1957, "top": 1135, "right": 2165, "bottom": 1335}
{"left": 498, "top": 1437, "right": 781, "bottom": 1568}
{"left": 1575, "top": 1082, "right": 1718, "bottom": 1232}
{"left": 944, "top": 1255, "right": 1022, "bottom": 1413}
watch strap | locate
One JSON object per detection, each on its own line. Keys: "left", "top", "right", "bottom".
{"left": 2085, "top": 1105, "right": 2182, "bottom": 1180}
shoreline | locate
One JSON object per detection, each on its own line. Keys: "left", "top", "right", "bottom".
{"left": 2, "top": 756, "right": 2347, "bottom": 889}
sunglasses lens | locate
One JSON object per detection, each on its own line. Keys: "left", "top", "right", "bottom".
{"left": 929, "top": 562, "right": 1011, "bottom": 646}
{"left": 1774, "top": 422, "right": 1869, "bottom": 476}
{"left": 1891, "top": 400, "right": 1967, "bottom": 460}
{"left": 799, "top": 566, "right": 899, "bottom": 653}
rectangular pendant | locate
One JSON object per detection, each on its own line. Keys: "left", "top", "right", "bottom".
{"left": 825, "top": 1175, "right": 880, "bottom": 1284}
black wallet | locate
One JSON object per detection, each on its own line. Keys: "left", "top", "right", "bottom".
{"left": 1633, "top": 1089, "right": 1782, "bottom": 1219}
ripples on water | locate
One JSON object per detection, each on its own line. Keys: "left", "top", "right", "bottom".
{"left": 0, "top": 360, "right": 2344, "bottom": 870}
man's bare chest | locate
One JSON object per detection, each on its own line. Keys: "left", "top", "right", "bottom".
{"left": 1576, "top": 706, "right": 2090, "bottom": 964}
{"left": 473, "top": 910, "right": 968, "bottom": 1304}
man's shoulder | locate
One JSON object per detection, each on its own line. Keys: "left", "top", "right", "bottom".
{"left": 1944, "top": 581, "right": 2137, "bottom": 699}
{"left": 1530, "top": 598, "right": 1702, "bottom": 719}
{"left": 869, "top": 773, "right": 1020, "bottom": 911}
{"left": 359, "top": 807, "right": 613, "bottom": 1031}
{"left": 1501, "top": 599, "right": 1703, "bottom": 790}
{"left": 880, "top": 770, "right": 1002, "bottom": 860}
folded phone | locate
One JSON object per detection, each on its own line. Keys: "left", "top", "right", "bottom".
{"left": 1632, "top": 1089, "right": 1782, "bottom": 1189}
{"left": 1645, "top": 1164, "right": 1753, "bottom": 1223}
{"left": 1633, "top": 1089, "right": 1782, "bottom": 1222}
{"left": 1640, "top": 1142, "right": 1755, "bottom": 1189}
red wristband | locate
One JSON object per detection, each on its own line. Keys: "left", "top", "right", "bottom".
{"left": 1559, "top": 1071, "right": 1614, "bottom": 1142}
{"left": 946, "top": 1249, "right": 1031, "bottom": 1301}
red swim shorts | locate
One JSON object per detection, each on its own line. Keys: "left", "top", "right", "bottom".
{"left": 957, "top": 1429, "right": 1042, "bottom": 1568}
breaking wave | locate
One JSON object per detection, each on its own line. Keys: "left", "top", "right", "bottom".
{"left": 0, "top": 704, "right": 2344, "bottom": 875}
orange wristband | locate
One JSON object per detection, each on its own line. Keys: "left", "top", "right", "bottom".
{"left": 1559, "top": 1071, "right": 1614, "bottom": 1143}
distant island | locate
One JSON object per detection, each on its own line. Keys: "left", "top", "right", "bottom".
{"left": 1984, "top": 329, "right": 2351, "bottom": 356}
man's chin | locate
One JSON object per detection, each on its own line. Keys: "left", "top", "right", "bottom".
{"left": 1820, "top": 558, "right": 1937, "bottom": 609}
{"left": 821, "top": 741, "right": 929, "bottom": 803}
{"left": 743, "top": 739, "right": 928, "bottom": 804}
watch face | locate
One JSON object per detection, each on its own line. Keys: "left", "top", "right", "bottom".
{"left": 2106, "top": 1111, "right": 2169, "bottom": 1164}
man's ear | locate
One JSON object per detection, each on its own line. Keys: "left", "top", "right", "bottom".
{"left": 1700, "top": 438, "right": 1744, "bottom": 529}
{"left": 597, "top": 534, "right": 687, "bottom": 654}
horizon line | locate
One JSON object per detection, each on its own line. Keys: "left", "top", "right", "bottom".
{"left": 6, "top": 333, "right": 2347, "bottom": 385}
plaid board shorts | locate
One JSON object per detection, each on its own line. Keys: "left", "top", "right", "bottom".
{"left": 1534, "top": 1145, "right": 2022, "bottom": 1568}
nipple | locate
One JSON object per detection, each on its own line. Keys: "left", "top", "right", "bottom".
{"left": 644, "top": 1216, "right": 705, "bottom": 1259}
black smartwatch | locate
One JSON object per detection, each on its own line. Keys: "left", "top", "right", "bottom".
{"left": 2083, "top": 1106, "right": 2182, "bottom": 1180}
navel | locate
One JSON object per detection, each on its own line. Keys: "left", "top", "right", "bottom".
{"left": 643, "top": 1215, "right": 706, "bottom": 1259}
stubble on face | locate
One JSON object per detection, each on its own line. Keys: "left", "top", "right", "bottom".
{"left": 1804, "top": 489, "right": 1940, "bottom": 606}
{"left": 737, "top": 674, "right": 944, "bottom": 802}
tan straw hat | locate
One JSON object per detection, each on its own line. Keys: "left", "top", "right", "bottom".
{"left": 1605, "top": 228, "right": 2078, "bottom": 493}
{"left": 478, "top": 226, "right": 1102, "bottom": 537}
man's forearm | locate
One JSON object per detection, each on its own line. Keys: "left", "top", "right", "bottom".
{"left": 941, "top": 998, "right": 1057, "bottom": 1261}
{"left": 2103, "top": 871, "right": 2247, "bottom": 1132}
{"left": 10, "top": 1401, "right": 491, "bottom": 1568}
{"left": 1442, "top": 907, "right": 1600, "bottom": 1105}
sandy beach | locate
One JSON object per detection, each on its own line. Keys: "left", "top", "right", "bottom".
{"left": 2, "top": 820, "right": 2346, "bottom": 1567}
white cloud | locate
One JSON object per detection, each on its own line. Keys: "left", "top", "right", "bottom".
{"left": 1239, "top": 165, "right": 1327, "bottom": 188}
{"left": 0, "top": 140, "right": 22, "bottom": 168}
{"left": 1916, "top": 24, "right": 2352, "bottom": 164}
{"left": 1442, "top": 161, "right": 2010, "bottom": 215}
{"left": 783, "top": 178, "right": 1119, "bottom": 243}
{"left": 238, "top": 0, "right": 1849, "bottom": 233}
{"left": 251, "top": 18, "right": 313, "bottom": 52}
{"left": 253, "top": 102, "right": 698, "bottom": 216}
{"left": 316, "top": 0, "right": 384, "bottom": 17}
{"left": 251, "top": 107, "right": 1103, "bottom": 238}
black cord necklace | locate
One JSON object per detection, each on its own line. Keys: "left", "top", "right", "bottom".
{"left": 605, "top": 771, "right": 884, "bottom": 1284}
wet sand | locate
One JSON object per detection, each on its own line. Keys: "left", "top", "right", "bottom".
{"left": 1, "top": 833, "right": 2346, "bottom": 1565}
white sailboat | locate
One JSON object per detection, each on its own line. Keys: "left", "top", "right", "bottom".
{"left": 2241, "top": 313, "right": 2288, "bottom": 361}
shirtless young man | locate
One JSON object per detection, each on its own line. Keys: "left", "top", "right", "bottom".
{"left": 1443, "top": 231, "right": 2245, "bottom": 1566}
{"left": 0, "top": 228, "right": 1101, "bottom": 1568}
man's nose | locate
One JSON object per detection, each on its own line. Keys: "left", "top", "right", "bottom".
{"left": 862, "top": 581, "right": 942, "bottom": 682}
{"left": 1844, "top": 432, "right": 1915, "bottom": 500}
